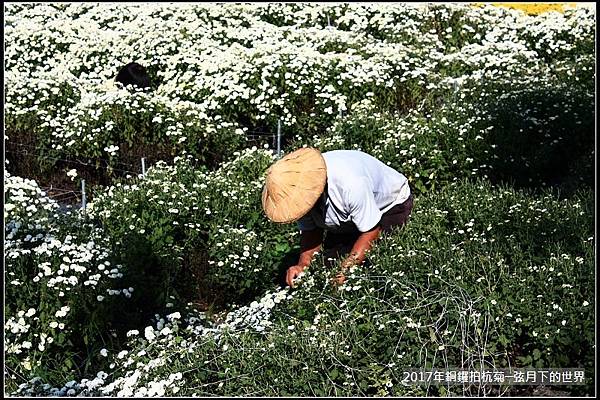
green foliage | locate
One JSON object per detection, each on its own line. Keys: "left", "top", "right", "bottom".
{"left": 209, "top": 180, "right": 592, "bottom": 396}
{"left": 4, "top": 175, "right": 119, "bottom": 388}
{"left": 67, "top": 179, "right": 593, "bottom": 397}
{"left": 88, "top": 149, "right": 298, "bottom": 310}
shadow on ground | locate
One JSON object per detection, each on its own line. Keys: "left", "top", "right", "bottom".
{"left": 471, "top": 82, "right": 594, "bottom": 198}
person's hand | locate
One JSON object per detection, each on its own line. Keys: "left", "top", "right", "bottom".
{"left": 286, "top": 265, "right": 307, "bottom": 287}
{"left": 332, "top": 270, "right": 346, "bottom": 286}
{"left": 331, "top": 256, "right": 357, "bottom": 286}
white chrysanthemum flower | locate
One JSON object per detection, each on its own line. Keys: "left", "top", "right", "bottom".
{"left": 144, "top": 326, "right": 156, "bottom": 341}
{"left": 66, "top": 169, "right": 78, "bottom": 181}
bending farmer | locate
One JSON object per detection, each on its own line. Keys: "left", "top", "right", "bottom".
{"left": 261, "top": 148, "right": 413, "bottom": 287}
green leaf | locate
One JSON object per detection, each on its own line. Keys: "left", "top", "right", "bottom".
{"left": 499, "top": 334, "right": 509, "bottom": 346}
{"left": 429, "top": 327, "right": 437, "bottom": 343}
{"left": 359, "top": 379, "right": 368, "bottom": 390}
{"left": 414, "top": 179, "right": 427, "bottom": 193}
{"left": 329, "top": 369, "right": 339, "bottom": 380}
{"left": 518, "top": 355, "right": 533, "bottom": 365}
{"left": 275, "top": 243, "right": 289, "bottom": 253}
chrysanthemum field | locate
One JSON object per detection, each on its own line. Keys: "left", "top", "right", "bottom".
{"left": 4, "top": 3, "right": 595, "bottom": 397}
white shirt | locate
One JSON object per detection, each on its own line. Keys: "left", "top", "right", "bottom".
{"left": 297, "top": 150, "right": 411, "bottom": 233}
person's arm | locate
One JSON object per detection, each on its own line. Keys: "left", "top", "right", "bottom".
{"left": 297, "top": 228, "right": 323, "bottom": 267}
{"left": 333, "top": 178, "right": 383, "bottom": 284}
{"left": 333, "top": 225, "right": 381, "bottom": 285}
{"left": 341, "top": 225, "right": 381, "bottom": 270}
{"left": 286, "top": 228, "right": 323, "bottom": 287}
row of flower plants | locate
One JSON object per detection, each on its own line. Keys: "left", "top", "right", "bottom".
{"left": 4, "top": 3, "right": 595, "bottom": 176}
{"left": 4, "top": 2, "right": 595, "bottom": 397}
{"left": 6, "top": 151, "right": 594, "bottom": 395}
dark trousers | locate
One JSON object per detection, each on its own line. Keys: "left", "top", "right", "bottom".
{"left": 323, "top": 193, "right": 414, "bottom": 259}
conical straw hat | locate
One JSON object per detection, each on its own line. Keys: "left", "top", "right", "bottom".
{"left": 262, "top": 147, "right": 327, "bottom": 223}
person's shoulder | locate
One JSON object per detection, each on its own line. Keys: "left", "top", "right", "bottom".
{"left": 324, "top": 151, "right": 358, "bottom": 176}
{"left": 322, "top": 149, "right": 364, "bottom": 157}
{"left": 324, "top": 149, "right": 381, "bottom": 164}
{"left": 327, "top": 167, "right": 368, "bottom": 199}
{"left": 324, "top": 150, "right": 383, "bottom": 174}
{"left": 322, "top": 149, "right": 368, "bottom": 165}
